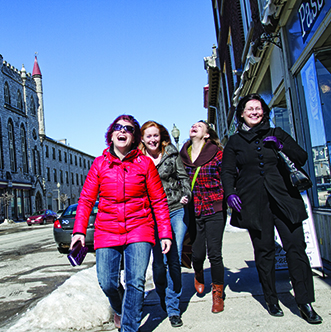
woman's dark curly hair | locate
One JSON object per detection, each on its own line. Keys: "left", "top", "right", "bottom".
{"left": 236, "top": 93, "right": 271, "bottom": 126}
{"left": 105, "top": 114, "right": 141, "bottom": 149}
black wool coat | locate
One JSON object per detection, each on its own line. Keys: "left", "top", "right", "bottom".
{"left": 221, "top": 121, "right": 308, "bottom": 231}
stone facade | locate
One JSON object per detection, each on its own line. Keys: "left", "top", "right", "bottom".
{"left": 0, "top": 54, "right": 95, "bottom": 221}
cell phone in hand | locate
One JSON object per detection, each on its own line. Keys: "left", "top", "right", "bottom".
{"left": 67, "top": 240, "right": 88, "bottom": 266}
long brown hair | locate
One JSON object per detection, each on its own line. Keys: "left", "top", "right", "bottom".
{"left": 139, "top": 121, "right": 171, "bottom": 155}
{"left": 196, "top": 120, "right": 223, "bottom": 150}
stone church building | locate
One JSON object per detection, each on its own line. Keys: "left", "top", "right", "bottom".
{"left": 0, "top": 54, "right": 95, "bottom": 221}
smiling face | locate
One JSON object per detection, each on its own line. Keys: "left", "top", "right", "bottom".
{"left": 189, "top": 121, "right": 210, "bottom": 140}
{"left": 241, "top": 99, "right": 264, "bottom": 128}
{"left": 111, "top": 119, "right": 135, "bottom": 155}
{"left": 142, "top": 126, "right": 161, "bottom": 155}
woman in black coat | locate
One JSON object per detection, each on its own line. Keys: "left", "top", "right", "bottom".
{"left": 221, "top": 93, "right": 322, "bottom": 324}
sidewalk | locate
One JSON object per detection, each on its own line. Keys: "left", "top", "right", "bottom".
{"left": 139, "top": 225, "right": 331, "bottom": 332}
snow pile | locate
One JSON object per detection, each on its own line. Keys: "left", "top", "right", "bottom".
{"left": 8, "top": 266, "right": 110, "bottom": 331}
{"left": 6, "top": 258, "right": 155, "bottom": 332}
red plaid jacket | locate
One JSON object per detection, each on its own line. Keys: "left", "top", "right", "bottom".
{"left": 180, "top": 141, "right": 224, "bottom": 217}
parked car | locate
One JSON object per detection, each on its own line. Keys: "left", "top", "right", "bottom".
{"left": 326, "top": 191, "right": 331, "bottom": 208}
{"left": 53, "top": 201, "right": 98, "bottom": 253}
{"left": 27, "top": 209, "right": 57, "bottom": 226}
{"left": 56, "top": 209, "right": 64, "bottom": 218}
{"left": 317, "top": 183, "right": 331, "bottom": 206}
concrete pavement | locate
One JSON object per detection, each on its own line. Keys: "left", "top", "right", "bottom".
{"left": 139, "top": 225, "right": 331, "bottom": 332}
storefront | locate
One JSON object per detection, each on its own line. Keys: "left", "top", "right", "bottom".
{"left": 285, "top": 0, "right": 331, "bottom": 260}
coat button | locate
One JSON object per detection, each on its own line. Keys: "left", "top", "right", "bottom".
{"left": 255, "top": 140, "right": 260, "bottom": 144}
{"left": 259, "top": 162, "right": 264, "bottom": 167}
{"left": 257, "top": 146, "right": 262, "bottom": 151}
{"left": 260, "top": 170, "right": 265, "bottom": 175}
{"left": 258, "top": 154, "right": 263, "bottom": 159}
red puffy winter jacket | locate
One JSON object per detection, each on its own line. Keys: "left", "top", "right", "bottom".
{"left": 73, "top": 148, "right": 172, "bottom": 249}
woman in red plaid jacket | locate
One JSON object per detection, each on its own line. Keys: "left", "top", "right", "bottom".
{"left": 180, "top": 120, "right": 226, "bottom": 313}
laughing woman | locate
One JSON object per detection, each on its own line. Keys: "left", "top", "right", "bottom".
{"left": 180, "top": 120, "right": 226, "bottom": 314}
{"left": 139, "top": 121, "right": 191, "bottom": 328}
{"left": 70, "top": 115, "right": 172, "bottom": 332}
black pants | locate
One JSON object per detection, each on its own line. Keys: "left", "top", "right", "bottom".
{"left": 192, "top": 211, "right": 225, "bottom": 285}
{"left": 249, "top": 193, "right": 314, "bottom": 305}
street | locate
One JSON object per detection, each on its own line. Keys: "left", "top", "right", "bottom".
{"left": 1, "top": 223, "right": 330, "bottom": 332}
{"left": 0, "top": 223, "right": 96, "bottom": 329}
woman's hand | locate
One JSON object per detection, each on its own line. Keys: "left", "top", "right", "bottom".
{"left": 227, "top": 194, "right": 242, "bottom": 213}
{"left": 263, "top": 136, "right": 283, "bottom": 150}
{"left": 69, "top": 234, "right": 85, "bottom": 250}
{"left": 161, "top": 239, "right": 172, "bottom": 254}
{"left": 180, "top": 196, "right": 189, "bottom": 205}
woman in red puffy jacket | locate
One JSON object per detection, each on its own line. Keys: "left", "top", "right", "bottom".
{"left": 70, "top": 115, "right": 172, "bottom": 332}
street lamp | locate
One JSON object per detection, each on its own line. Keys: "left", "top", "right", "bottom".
{"left": 171, "top": 124, "right": 180, "bottom": 150}
{"left": 53, "top": 182, "right": 61, "bottom": 210}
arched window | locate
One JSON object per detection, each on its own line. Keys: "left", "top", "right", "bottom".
{"left": 17, "top": 90, "right": 23, "bottom": 111}
{"left": 20, "top": 125, "right": 28, "bottom": 173}
{"left": 30, "top": 96, "right": 36, "bottom": 115}
{"left": 8, "top": 120, "right": 16, "bottom": 171}
{"left": 4, "top": 82, "right": 10, "bottom": 104}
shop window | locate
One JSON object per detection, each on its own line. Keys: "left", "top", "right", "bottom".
{"left": 299, "top": 52, "right": 331, "bottom": 208}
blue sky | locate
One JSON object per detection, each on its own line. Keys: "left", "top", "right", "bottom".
{"left": 1, "top": 1, "right": 216, "bottom": 157}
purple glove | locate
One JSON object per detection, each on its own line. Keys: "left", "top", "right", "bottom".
{"left": 263, "top": 136, "right": 283, "bottom": 150}
{"left": 227, "top": 194, "right": 242, "bottom": 213}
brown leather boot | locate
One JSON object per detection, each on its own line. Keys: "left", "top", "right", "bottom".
{"left": 211, "top": 283, "right": 224, "bottom": 313}
{"left": 194, "top": 269, "right": 204, "bottom": 294}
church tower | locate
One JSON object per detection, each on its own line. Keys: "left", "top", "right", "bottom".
{"left": 32, "top": 56, "right": 46, "bottom": 136}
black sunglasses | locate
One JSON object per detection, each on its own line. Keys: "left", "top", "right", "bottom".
{"left": 113, "top": 123, "right": 135, "bottom": 134}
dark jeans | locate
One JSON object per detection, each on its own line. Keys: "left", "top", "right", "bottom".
{"left": 192, "top": 211, "right": 225, "bottom": 285}
{"left": 249, "top": 194, "right": 314, "bottom": 306}
{"left": 152, "top": 207, "right": 188, "bottom": 316}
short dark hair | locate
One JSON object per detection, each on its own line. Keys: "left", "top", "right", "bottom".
{"left": 105, "top": 115, "right": 141, "bottom": 149}
{"left": 236, "top": 93, "right": 270, "bottom": 125}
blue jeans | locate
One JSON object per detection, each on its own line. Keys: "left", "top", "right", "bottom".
{"left": 96, "top": 242, "right": 152, "bottom": 332}
{"left": 152, "top": 207, "right": 188, "bottom": 316}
